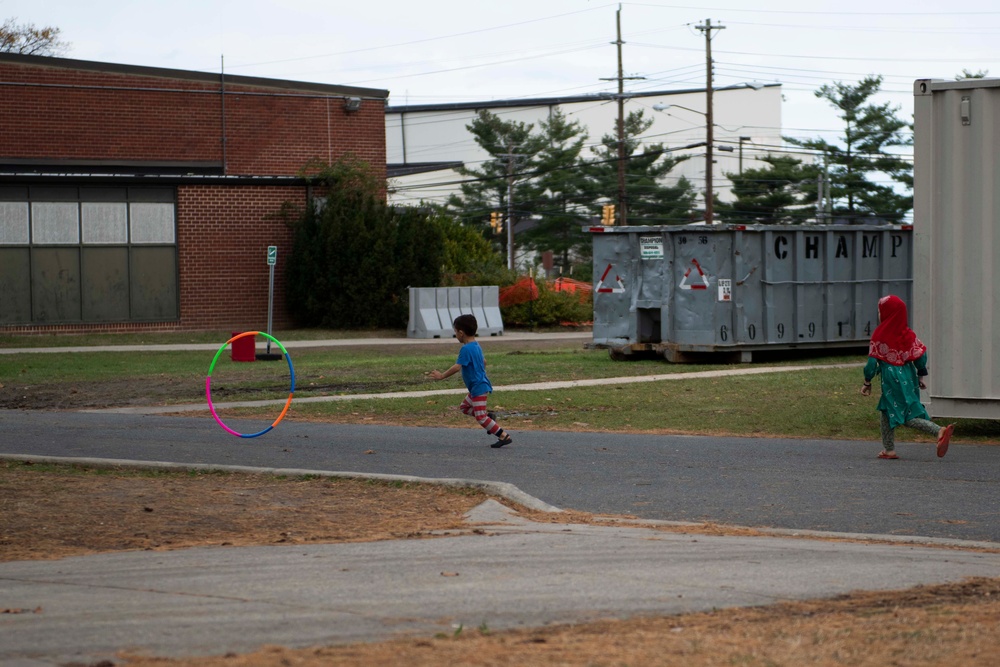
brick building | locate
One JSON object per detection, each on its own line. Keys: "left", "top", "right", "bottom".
{"left": 0, "top": 53, "right": 388, "bottom": 334}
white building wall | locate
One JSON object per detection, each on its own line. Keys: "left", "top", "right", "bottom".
{"left": 386, "top": 85, "right": 785, "bottom": 211}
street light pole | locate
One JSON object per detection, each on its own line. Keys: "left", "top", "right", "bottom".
{"left": 738, "top": 136, "right": 751, "bottom": 175}
{"left": 652, "top": 101, "right": 712, "bottom": 222}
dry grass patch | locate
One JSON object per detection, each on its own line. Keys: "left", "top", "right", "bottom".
{"left": 121, "top": 578, "right": 1000, "bottom": 666}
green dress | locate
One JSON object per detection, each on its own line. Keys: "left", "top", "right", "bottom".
{"left": 864, "top": 353, "right": 930, "bottom": 429}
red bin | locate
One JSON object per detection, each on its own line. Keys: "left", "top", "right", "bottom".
{"left": 230, "top": 332, "right": 256, "bottom": 362}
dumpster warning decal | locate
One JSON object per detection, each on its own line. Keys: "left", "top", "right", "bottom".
{"left": 596, "top": 264, "right": 626, "bottom": 294}
{"left": 679, "top": 258, "right": 709, "bottom": 290}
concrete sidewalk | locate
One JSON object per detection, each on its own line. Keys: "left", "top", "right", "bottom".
{"left": 0, "top": 330, "right": 590, "bottom": 355}
{"left": 4, "top": 495, "right": 1000, "bottom": 666}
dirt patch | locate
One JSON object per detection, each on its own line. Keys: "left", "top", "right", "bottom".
{"left": 4, "top": 461, "right": 1000, "bottom": 666}
{"left": 0, "top": 461, "right": 490, "bottom": 562}
{"left": 122, "top": 578, "right": 1000, "bottom": 667}
{"left": 0, "top": 376, "right": 193, "bottom": 410}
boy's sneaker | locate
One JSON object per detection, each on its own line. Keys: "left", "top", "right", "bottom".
{"left": 491, "top": 433, "right": 512, "bottom": 448}
{"left": 487, "top": 411, "right": 497, "bottom": 422}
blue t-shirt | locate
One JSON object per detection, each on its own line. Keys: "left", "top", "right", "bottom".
{"left": 456, "top": 340, "right": 493, "bottom": 397}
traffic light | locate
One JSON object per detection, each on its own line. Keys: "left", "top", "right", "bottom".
{"left": 601, "top": 204, "right": 616, "bottom": 225}
{"left": 489, "top": 211, "right": 502, "bottom": 234}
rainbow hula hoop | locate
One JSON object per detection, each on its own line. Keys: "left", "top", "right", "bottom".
{"left": 206, "top": 331, "right": 295, "bottom": 438}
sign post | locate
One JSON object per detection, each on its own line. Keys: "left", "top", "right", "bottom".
{"left": 258, "top": 246, "right": 282, "bottom": 360}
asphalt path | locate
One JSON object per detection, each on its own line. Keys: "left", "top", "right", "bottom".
{"left": 2, "top": 410, "right": 999, "bottom": 543}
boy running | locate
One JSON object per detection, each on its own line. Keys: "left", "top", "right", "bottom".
{"left": 430, "top": 314, "right": 512, "bottom": 448}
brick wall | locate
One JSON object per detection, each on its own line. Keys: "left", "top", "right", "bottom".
{"left": 0, "top": 56, "right": 387, "bottom": 334}
{"left": 177, "top": 185, "right": 300, "bottom": 331}
{"left": 0, "top": 59, "right": 386, "bottom": 178}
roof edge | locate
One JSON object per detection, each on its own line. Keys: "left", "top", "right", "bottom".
{"left": 0, "top": 52, "right": 389, "bottom": 99}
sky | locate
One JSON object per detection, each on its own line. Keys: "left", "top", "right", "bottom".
{"left": 3, "top": 0, "right": 999, "bottom": 150}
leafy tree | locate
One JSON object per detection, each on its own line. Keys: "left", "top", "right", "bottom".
{"left": 714, "top": 155, "right": 820, "bottom": 225}
{"left": 1, "top": 18, "right": 69, "bottom": 55}
{"left": 785, "top": 75, "right": 911, "bottom": 223}
{"left": 519, "top": 108, "right": 591, "bottom": 273}
{"left": 435, "top": 214, "right": 509, "bottom": 285}
{"left": 589, "top": 109, "right": 698, "bottom": 225}
{"left": 446, "top": 110, "right": 545, "bottom": 262}
{"left": 285, "top": 158, "right": 445, "bottom": 328}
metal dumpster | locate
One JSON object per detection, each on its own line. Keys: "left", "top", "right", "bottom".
{"left": 913, "top": 77, "right": 1000, "bottom": 420}
{"left": 588, "top": 224, "right": 913, "bottom": 362}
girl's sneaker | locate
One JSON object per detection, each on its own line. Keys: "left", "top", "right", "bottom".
{"left": 491, "top": 433, "right": 512, "bottom": 448}
{"left": 937, "top": 424, "right": 955, "bottom": 458}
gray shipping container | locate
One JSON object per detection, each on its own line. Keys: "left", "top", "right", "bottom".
{"left": 913, "top": 78, "right": 1000, "bottom": 420}
{"left": 588, "top": 224, "right": 912, "bottom": 362}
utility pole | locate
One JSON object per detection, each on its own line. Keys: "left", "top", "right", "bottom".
{"left": 696, "top": 18, "right": 725, "bottom": 224}
{"left": 600, "top": 5, "right": 643, "bottom": 225}
{"left": 499, "top": 143, "right": 527, "bottom": 270}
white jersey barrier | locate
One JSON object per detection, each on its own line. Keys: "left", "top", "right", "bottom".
{"left": 407, "top": 286, "right": 504, "bottom": 339}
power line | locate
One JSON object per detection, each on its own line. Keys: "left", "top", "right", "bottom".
{"left": 221, "top": 4, "right": 617, "bottom": 71}
{"left": 631, "top": 40, "right": 1000, "bottom": 65}
{"left": 621, "top": 3, "right": 1000, "bottom": 17}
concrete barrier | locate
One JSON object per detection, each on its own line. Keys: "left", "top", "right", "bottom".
{"left": 408, "top": 286, "right": 503, "bottom": 338}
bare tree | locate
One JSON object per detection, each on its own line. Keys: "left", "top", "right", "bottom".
{"left": 0, "top": 18, "right": 69, "bottom": 56}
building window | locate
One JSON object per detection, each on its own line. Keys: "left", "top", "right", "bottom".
{"left": 31, "top": 202, "right": 79, "bottom": 244}
{"left": 130, "top": 202, "right": 176, "bottom": 244}
{"left": 0, "top": 186, "right": 179, "bottom": 325}
{"left": 82, "top": 202, "right": 128, "bottom": 244}
{"left": 0, "top": 202, "right": 29, "bottom": 244}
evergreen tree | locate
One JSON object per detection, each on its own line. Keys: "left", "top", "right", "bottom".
{"left": 446, "top": 110, "right": 545, "bottom": 261}
{"left": 956, "top": 68, "right": 989, "bottom": 79}
{"left": 589, "top": 109, "right": 698, "bottom": 225}
{"left": 519, "top": 108, "right": 592, "bottom": 273}
{"left": 715, "top": 155, "right": 820, "bottom": 225}
{"left": 785, "top": 75, "right": 911, "bottom": 222}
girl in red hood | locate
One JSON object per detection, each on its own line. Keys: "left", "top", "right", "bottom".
{"left": 861, "top": 295, "right": 955, "bottom": 460}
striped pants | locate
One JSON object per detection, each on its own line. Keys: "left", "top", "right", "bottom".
{"left": 880, "top": 411, "right": 941, "bottom": 452}
{"left": 460, "top": 394, "right": 501, "bottom": 436}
